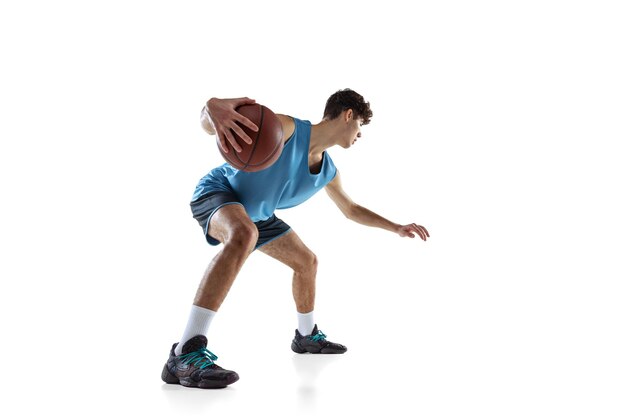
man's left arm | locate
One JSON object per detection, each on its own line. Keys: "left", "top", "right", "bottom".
{"left": 325, "top": 171, "right": 430, "bottom": 241}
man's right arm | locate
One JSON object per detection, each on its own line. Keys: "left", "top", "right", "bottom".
{"left": 201, "top": 97, "right": 259, "bottom": 153}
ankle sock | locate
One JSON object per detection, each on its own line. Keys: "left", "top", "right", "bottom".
{"left": 297, "top": 311, "right": 315, "bottom": 336}
{"left": 174, "top": 305, "right": 216, "bottom": 355}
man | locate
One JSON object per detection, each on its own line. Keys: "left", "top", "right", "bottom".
{"left": 161, "top": 89, "right": 430, "bottom": 389}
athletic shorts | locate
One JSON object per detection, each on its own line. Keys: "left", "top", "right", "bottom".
{"left": 190, "top": 191, "right": 291, "bottom": 250}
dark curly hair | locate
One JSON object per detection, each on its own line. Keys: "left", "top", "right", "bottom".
{"left": 323, "top": 89, "right": 372, "bottom": 125}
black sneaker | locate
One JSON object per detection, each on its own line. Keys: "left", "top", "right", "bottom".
{"left": 161, "top": 335, "right": 239, "bottom": 389}
{"left": 291, "top": 324, "right": 347, "bottom": 354}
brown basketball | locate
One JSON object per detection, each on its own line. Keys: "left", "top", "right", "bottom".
{"left": 218, "top": 103, "right": 284, "bottom": 172}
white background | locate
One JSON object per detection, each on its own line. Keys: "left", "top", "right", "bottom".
{"left": 1, "top": 1, "right": 625, "bottom": 417}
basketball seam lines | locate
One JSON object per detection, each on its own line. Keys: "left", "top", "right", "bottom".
{"left": 246, "top": 126, "right": 283, "bottom": 167}
{"left": 242, "top": 105, "right": 264, "bottom": 171}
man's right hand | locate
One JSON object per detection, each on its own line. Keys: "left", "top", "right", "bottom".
{"left": 205, "top": 97, "right": 259, "bottom": 153}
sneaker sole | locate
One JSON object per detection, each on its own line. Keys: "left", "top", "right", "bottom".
{"left": 291, "top": 341, "right": 308, "bottom": 354}
{"left": 291, "top": 341, "right": 347, "bottom": 354}
{"left": 161, "top": 364, "right": 238, "bottom": 389}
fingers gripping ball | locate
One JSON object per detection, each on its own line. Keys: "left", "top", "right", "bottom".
{"left": 219, "top": 104, "right": 284, "bottom": 172}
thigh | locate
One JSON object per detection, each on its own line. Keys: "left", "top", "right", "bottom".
{"left": 259, "top": 229, "right": 315, "bottom": 270}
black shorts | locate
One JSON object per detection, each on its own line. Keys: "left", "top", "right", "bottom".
{"left": 190, "top": 191, "right": 291, "bottom": 250}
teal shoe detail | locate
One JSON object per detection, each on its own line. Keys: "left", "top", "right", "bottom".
{"left": 179, "top": 348, "right": 218, "bottom": 370}
{"left": 308, "top": 330, "right": 327, "bottom": 342}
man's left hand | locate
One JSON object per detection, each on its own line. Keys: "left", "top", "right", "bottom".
{"left": 397, "top": 224, "right": 430, "bottom": 241}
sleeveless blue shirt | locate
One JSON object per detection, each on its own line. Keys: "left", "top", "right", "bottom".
{"left": 192, "top": 118, "right": 337, "bottom": 222}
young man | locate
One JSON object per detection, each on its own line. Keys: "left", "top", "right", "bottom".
{"left": 161, "top": 89, "right": 430, "bottom": 389}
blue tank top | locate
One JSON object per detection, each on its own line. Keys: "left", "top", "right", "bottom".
{"left": 192, "top": 118, "right": 337, "bottom": 222}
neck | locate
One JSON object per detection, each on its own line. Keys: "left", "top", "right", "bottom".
{"left": 309, "top": 119, "right": 338, "bottom": 158}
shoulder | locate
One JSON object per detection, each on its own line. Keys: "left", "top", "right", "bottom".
{"left": 276, "top": 114, "right": 296, "bottom": 143}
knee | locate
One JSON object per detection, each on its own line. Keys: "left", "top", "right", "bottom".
{"left": 224, "top": 223, "right": 258, "bottom": 253}
{"left": 295, "top": 250, "right": 318, "bottom": 274}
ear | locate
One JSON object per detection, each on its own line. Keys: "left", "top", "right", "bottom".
{"left": 344, "top": 109, "right": 353, "bottom": 122}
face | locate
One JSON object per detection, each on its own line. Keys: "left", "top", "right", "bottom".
{"left": 342, "top": 112, "right": 363, "bottom": 149}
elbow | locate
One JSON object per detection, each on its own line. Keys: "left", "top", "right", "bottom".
{"left": 343, "top": 203, "right": 359, "bottom": 220}
{"left": 200, "top": 108, "right": 216, "bottom": 135}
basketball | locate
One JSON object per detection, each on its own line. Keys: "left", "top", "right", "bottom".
{"left": 218, "top": 104, "right": 284, "bottom": 172}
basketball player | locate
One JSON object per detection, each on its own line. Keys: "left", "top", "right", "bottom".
{"left": 161, "top": 89, "right": 430, "bottom": 388}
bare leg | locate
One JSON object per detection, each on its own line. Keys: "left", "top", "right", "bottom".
{"left": 259, "top": 230, "right": 318, "bottom": 313}
{"left": 260, "top": 231, "right": 347, "bottom": 354}
{"left": 194, "top": 204, "right": 258, "bottom": 311}
{"left": 166, "top": 203, "right": 251, "bottom": 384}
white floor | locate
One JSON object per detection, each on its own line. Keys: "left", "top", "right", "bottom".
{"left": 5, "top": 231, "right": 625, "bottom": 417}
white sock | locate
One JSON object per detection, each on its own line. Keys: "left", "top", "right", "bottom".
{"left": 174, "top": 305, "right": 217, "bottom": 355}
{"left": 297, "top": 311, "right": 315, "bottom": 336}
